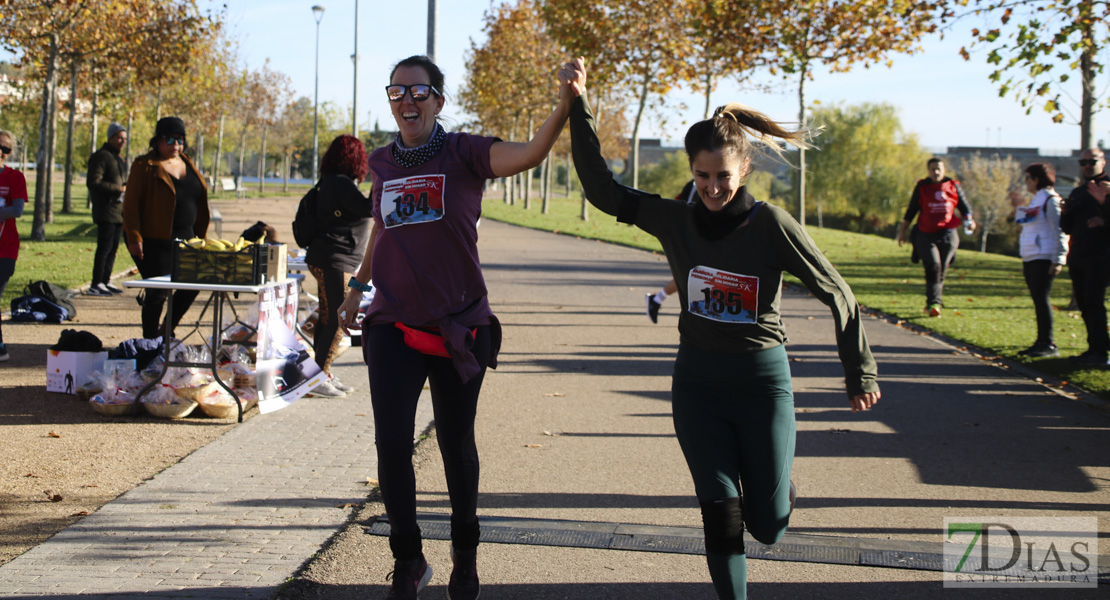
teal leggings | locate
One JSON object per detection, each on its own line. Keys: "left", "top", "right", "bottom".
{"left": 671, "top": 343, "right": 796, "bottom": 600}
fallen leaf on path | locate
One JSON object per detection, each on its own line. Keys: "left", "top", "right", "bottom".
{"left": 43, "top": 490, "right": 63, "bottom": 502}
{"left": 524, "top": 444, "right": 543, "bottom": 448}
{"left": 47, "top": 431, "right": 62, "bottom": 438}
{"left": 71, "top": 511, "right": 89, "bottom": 517}
{"left": 24, "top": 473, "right": 40, "bottom": 478}
{"left": 81, "top": 484, "right": 99, "bottom": 488}
{"left": 337, "top": 503, "right": 358, "bottom": 509}
{"left": 543, "top": 431, "right": 561, "bottom": 437}
{"left": 544, "top": 392, "right": 564, "bottom": 397}
{"left": 365, "top": 477, "right": 379, "bottom": 486}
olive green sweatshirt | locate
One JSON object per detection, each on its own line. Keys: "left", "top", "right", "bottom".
{"left": 570, "top": 95, "right": 877, "bottom": 398}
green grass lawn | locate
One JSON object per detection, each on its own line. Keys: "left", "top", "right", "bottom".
{"left": 483, "top": 191, "right": 1110, "bottom": 398}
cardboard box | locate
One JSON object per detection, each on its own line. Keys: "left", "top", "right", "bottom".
{"left": 46, "top": 350, "right": 108, "bottom": 394}
{"left": 265, "top": 243, "right": 288, "bottom": 283}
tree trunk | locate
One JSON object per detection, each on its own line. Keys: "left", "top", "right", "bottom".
{"left": 703, "top": 69, "right": 712, "bottom": 119}
{"left": 542, "top": 151, "right": 551, "bottom": 214}
{"left": 524, "top": 113, "right": 534, "bottom": 210}
{"left": 796, "top": 63, "right": 809, "bottom": 228}
{"left": 45, "top": 51, "right": 61, "bottom": 224}
{"left": 87, "top": 83, "right": 98, "bottom": 209}
{"left": 508, "top": 114, "right": 518, "bottom": 205}
{"left": 213, "top": 114, "right": 225, "bottom": 184}
{"left": 565, "top": 151, "right": 571, "bottom": 201}
{"left": 630, "top": 69, "right": 653, "bottom": 190}
{"left": 236, "top": 127, "right": 247, "bottom": 193}
{"left": 154, "top": 88, "right": 163, "bottom": 122}
{"left": 195, "top": 133, "right": 205, "bottom": 176}
{"left": 124, "top": 111, "right": 133, "bottom": 169}
{"left": 63, "top": 59, "right": 78, "bottom": 214}
{"left": 1079, "top": 12, "right": 1095, "bottom": 150}
{"left": 31, "top": 34, "right": 60, "bottom": 241}
{"left": 282, "top": 151, "right": 289, "bottom": 193}
{"left": 258, "top": 126, "right": 268, "bottom": 195}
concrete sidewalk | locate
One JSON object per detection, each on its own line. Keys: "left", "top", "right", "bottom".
{"left": 1, "top": 219, "right": 1107, "bottom": 599}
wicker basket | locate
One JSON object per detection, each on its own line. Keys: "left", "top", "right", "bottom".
{"left": 76, "top": 387, "right": 103, "bottom": 402}
{"left": 197, "top": 401, "right": 237, "bottom": 419}
{"left": 89, "top": 400, "right": 139, "bottom": 417}
{"left": 143, "top": 400, "right": 198, "bottom": 419}
{"left": 174, "top": 382, "right": 220, "bottom": 402}
{"left": 172, "top": 242, "right": 268, "bottom": 285}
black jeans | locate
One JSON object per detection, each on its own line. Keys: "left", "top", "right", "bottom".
{"left": 364, "top": 322, "right": 490, "bottom": 560}
{"left": 1068, "top": 252, "right": 1110, "bottom": 355}
{"left": 913, "top": 228, "right": 959, "bottom": 306}
{"left": 1022, "top": 259, "right": 1057, "bottom": 346}
{"left": 130, "top": 238, "right": 199, "bottom": 339}
{"left": 92, "top": 221, "right": 122, "bottom": 286}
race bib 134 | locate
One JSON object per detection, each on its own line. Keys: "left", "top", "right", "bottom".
{"left": 382, "top": 174, "right": 446, "bottom": 228}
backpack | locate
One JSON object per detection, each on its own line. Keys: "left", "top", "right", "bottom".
{"left": 292, "top": 183, "right": 322, "bottom": 249}
{"left": 10, "top": 294, "right": 69, "bottom": 323}
{"left": 25, "top": 280, "right": 76, "bottom": 320}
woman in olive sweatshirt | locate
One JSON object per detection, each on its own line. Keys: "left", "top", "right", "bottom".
{"left": 562, "top": 58, "right": 880, "bottom": 600}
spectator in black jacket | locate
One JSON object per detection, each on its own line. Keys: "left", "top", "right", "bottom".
{"left": 304, "top": 134, "right": 372, "bottom": 397}
{"left": 85, "top": 123, "right": 129, "bottom": 296}
{"left": 1060, "top": 148, "right": 1110, "bottom": 366}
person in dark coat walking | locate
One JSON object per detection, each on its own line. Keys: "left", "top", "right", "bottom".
{"left": 1060, "top": 148, "right": 1110, "bottom": 366}
{"left": 304, "top": 134, "right": 372, "bottom": 397}
{"left": 86, "top": 123, "right": 129, "bottom": 295}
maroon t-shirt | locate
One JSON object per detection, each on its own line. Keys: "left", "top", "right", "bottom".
{"left": 366, "top": 132, "right": 499, "bottom": 327}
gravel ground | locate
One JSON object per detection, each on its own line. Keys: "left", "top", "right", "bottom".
{"left": 0, "top": 196, "right": 300, "bottom": 566}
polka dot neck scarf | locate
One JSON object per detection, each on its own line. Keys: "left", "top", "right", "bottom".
{"left": 392, "top": 123, "right": 446, "bottom": 169}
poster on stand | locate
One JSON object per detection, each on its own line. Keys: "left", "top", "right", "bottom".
{"left": 256, "top": 281, "right": 323, "bottom": 413}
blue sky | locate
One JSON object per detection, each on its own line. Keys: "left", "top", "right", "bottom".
{"left": 229, "top": 1, "right": 1102, "bottom": 153}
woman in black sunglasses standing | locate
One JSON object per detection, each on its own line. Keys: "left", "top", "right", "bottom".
{"left": 336, "top": 55, "right": 580, "bottom": 600}
{"left": 122, "top": 117, "right": 209, "bottom": 339}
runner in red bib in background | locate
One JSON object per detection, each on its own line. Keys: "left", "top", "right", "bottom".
{"left": 896, "top": 157, "right": 975, "bottom": 317}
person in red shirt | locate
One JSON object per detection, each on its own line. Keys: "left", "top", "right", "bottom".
{"left": 896, "top": 157, "right": 976, "bottom": 317}
{"left": 0, "top": 129, "right": 28, "bottom": 362}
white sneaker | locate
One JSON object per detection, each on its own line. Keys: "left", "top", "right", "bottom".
{"left": 330, "top": 376, "right": 355, "bottom": 392}
{"left": 307, "top": 378, "right": 346, "bottom": 398}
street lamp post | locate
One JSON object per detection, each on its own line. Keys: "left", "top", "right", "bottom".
{"left": 311, "top": 4, "right": 325, "bottom": 183}
{"left": 352, "top": 0, "right": 358, "bottom": 138}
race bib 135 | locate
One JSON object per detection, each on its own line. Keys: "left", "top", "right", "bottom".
{"left": 687, "top": 265, "right": 758, "bottom": 324}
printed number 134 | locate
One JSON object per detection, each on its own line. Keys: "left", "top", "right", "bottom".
{"left": 395, "top": 191, "right": 430, "bottom": 217}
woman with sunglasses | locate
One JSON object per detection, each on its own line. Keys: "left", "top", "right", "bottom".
{"left": 563, "top": 58, "right": 878, "bottom": 600}
{"left": 123, "top": 116, "right": 209, "bottom": 339}
{"left": 0, "top": 129, "right": 27, "bottom": 363}
{"left": 336, "top": 54, "right": 579, "bottom": 600}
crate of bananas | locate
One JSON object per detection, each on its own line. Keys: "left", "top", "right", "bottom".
{"left": 171, "top": 237, "right": 269, "bottom": 285}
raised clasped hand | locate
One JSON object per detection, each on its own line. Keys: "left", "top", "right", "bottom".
{"left": 558, "top": 57, "right": 587, "bottom": 98}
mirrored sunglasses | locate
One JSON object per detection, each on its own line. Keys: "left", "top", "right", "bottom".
{"left": 161, "top": 135, "right": 186, "bottom": 146}
{"left": 1078, "top": 159, "right": 1100, "bottom": 167}
{"left": 385, "top": 84, "right": 440, "bottom": 103}
{"left": 0, "top": 145, "right": 11, "bottom": 155}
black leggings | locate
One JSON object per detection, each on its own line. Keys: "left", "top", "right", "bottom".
{"left": 364, "top": 322, "right": 490, "bottom": 560}
{"left": 308, "top": 263, "right": 346, "bottom": 374}
{"left": 1022, "top": 259, "right": 1057, "bottom": 346}
{"left": 130, "top": 238, "right": 199, "bottom": 339}
{"left": 92, "top": 221, "right": 122, "bottom": 286}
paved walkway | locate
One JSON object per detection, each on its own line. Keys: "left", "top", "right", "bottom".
{"left": 1, "top": 218, "right": 1108, "bottom": 599}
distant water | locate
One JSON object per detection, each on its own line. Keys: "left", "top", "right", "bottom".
{"left": 238, "top": 176, "right": 313, "bottom": 185}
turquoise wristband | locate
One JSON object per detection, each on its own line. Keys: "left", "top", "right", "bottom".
{"left": 347, "top": 277, "right": 373, "bottom": 293}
